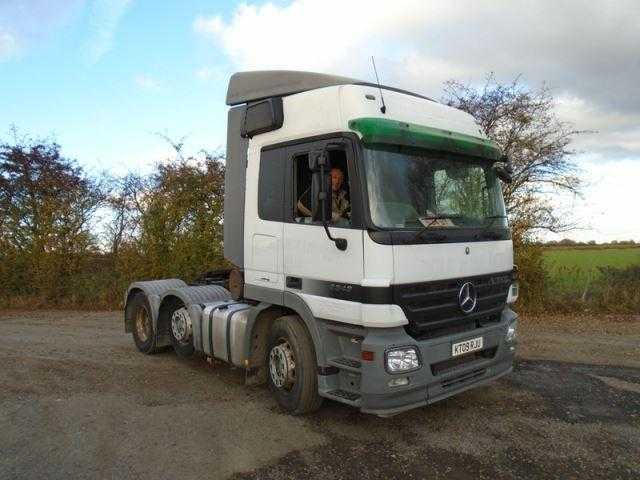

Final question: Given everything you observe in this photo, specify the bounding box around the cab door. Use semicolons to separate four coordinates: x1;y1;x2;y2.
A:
282;137;365;311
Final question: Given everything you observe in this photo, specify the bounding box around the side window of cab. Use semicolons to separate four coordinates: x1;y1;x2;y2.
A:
257;147;286;221
292;149;352;227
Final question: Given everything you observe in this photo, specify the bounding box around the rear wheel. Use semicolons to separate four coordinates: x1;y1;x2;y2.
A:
130;292;156;354
167;300;195;358
266;315;323;414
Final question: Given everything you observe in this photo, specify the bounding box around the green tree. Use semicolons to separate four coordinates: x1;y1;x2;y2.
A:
105;146;227;289
138;152;226;279
0;132;103;304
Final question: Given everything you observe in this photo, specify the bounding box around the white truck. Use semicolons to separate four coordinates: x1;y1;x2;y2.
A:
124;71;519;416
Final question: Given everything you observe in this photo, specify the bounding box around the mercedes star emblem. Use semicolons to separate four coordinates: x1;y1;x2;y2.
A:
458;282;478;314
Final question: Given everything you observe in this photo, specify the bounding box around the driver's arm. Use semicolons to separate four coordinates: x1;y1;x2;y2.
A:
297;188;311;217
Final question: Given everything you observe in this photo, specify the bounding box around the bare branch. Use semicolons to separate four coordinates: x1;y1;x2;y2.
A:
443;75;585;237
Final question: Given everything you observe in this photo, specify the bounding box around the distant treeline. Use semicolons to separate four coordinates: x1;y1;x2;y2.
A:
0;135;227;309
540;239;638;248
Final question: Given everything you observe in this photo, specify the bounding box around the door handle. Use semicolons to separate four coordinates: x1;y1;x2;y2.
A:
286;276;302;289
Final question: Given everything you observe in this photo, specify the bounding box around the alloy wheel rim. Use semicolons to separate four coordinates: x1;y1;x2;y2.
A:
171;308;192;345
269;340;296;390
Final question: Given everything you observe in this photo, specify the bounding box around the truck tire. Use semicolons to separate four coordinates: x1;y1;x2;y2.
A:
266;315;323;415
130;291;157;354
166;299;195;358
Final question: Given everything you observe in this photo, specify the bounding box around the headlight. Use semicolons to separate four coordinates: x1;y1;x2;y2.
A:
505;320;517;343
507;282;519;304
385;347;421;373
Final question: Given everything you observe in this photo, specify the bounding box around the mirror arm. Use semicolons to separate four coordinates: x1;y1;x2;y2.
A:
319;163;348;251
322;222;348;251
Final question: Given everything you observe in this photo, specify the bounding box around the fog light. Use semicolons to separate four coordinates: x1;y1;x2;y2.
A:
385;347;421;373
506;320;517;343
507;282;519;304
388;377;410;388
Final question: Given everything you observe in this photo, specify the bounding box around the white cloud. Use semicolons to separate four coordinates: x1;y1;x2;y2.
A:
85;0;133;64
195;66;224;82
194;0;640;110
134;73;161;91
0;29;18;61
193;1;432;80
193;15;224;36
554;94;640;159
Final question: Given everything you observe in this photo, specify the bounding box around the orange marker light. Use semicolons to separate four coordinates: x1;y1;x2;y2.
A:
361;350;375;361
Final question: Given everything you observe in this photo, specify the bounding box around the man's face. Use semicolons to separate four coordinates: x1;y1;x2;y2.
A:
331;168;344;192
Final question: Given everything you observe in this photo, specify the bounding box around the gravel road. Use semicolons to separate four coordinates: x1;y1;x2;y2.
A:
1;310;638;480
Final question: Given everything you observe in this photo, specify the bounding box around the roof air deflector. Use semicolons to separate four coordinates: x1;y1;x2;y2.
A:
226;70;433;106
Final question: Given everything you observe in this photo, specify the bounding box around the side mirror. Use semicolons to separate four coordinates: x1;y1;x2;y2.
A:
494;155;514;183
307;149;348;251
308;149;330;171
309;150;332;222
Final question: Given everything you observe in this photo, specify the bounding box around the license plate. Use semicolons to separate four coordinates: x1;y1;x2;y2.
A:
452;337;484;357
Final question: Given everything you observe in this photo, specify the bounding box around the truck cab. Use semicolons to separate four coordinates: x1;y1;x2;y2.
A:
124;71;518;416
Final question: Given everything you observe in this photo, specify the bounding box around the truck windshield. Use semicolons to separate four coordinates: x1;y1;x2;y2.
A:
362;145;507;231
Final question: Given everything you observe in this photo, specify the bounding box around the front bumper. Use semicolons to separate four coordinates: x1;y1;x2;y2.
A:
358;307;517;416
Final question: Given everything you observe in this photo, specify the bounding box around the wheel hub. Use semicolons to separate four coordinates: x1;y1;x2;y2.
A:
269;341;296;389
135;309;149;342
171;308;192;344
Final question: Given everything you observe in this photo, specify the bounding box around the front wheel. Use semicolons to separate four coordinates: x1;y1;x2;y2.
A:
266;315;323;415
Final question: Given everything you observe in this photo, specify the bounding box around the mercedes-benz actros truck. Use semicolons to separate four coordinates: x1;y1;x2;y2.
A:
124;70;519;417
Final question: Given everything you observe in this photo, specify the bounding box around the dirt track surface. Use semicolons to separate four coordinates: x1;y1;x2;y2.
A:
1;311;639;480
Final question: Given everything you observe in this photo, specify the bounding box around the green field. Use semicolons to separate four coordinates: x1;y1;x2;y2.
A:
543;246;640;293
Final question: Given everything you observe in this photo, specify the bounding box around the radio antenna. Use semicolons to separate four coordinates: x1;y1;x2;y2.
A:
371;56;387;114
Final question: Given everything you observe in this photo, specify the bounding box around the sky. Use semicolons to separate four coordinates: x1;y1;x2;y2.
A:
1;0;639;242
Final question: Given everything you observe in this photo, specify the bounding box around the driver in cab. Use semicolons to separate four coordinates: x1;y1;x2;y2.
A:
297;167;350;223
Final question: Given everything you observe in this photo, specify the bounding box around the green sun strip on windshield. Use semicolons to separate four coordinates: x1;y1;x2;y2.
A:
348;117;501;160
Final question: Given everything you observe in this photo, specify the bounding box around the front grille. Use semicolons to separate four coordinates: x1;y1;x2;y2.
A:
395;271;511;339
431;347;498;376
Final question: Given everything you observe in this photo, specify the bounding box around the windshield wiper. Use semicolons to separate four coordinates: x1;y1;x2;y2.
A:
413;230;449;242
413;214;461;241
